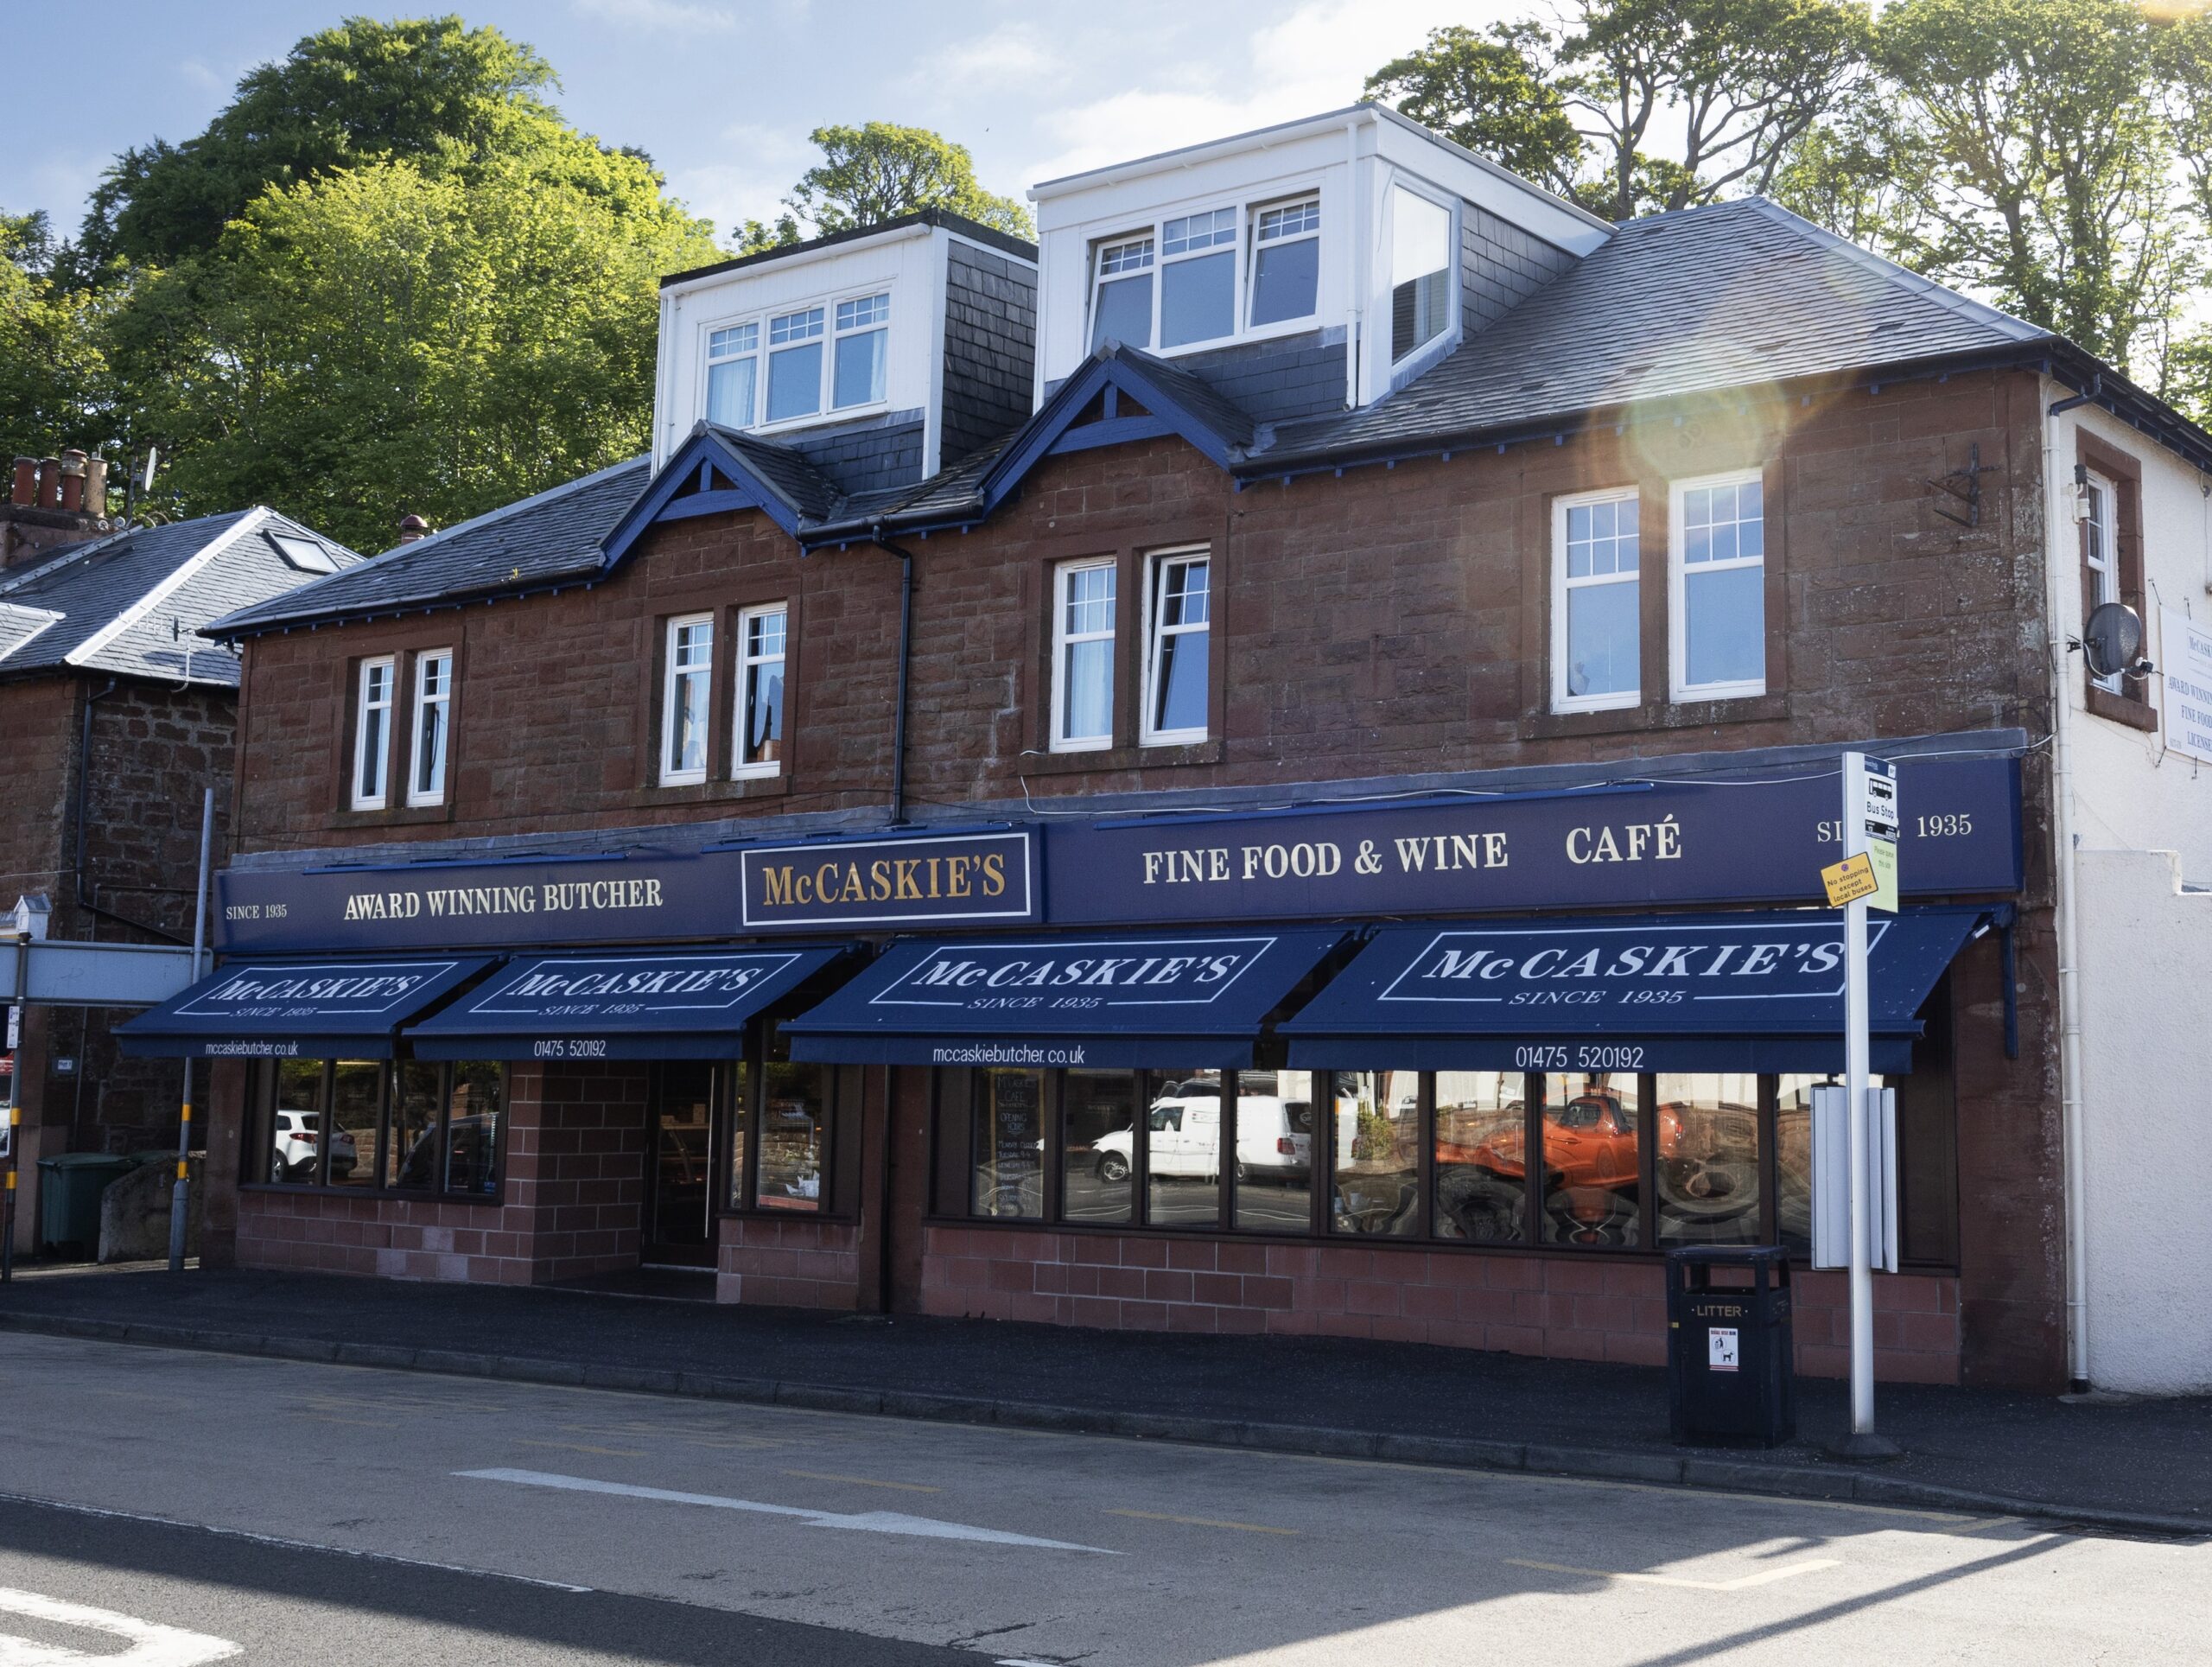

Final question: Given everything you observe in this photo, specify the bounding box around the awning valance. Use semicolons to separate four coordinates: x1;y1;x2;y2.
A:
1279;909;1988;1073
405;945;853;1061
783;928;1347;1068
116;955;498;1059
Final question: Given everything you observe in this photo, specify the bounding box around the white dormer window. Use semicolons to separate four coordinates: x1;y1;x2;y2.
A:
766;306;826;423
706;323;760;428
1249;198;1320;327
1091;237;1155;350
833;293;890;409
1160;208;1236;347
1389;187;1454;363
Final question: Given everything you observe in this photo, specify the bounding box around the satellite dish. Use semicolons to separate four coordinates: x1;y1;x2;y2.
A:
2082;601;2146;680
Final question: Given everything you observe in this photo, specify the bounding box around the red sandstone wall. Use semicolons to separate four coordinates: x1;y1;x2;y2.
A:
718;1216;861;1309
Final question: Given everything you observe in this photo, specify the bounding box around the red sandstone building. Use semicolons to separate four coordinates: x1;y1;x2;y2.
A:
143;111;2212;1395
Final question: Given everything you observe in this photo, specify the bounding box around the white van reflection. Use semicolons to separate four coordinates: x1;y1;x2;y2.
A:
1088;1077;1313;1185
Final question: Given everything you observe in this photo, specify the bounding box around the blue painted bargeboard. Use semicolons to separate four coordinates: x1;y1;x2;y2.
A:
784;928;1347;1069
405;945;849;1061
116;956;497;1059
1280;909;1986;1072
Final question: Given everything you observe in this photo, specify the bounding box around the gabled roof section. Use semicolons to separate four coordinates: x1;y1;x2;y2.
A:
0;507;360;684
598;423;842;569
207;456;650;638
1252;198;2050;472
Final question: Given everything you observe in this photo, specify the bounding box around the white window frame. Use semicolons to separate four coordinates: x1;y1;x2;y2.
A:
830;292;891;411
733;602;788;779
352;655;395;811
1050;557;1116;754
1141;546;1212;748
2082;469;2121;693
702;320;760;429
405;648;453;808
702;282;897;436
1084;181;1327;360
1246;195;1322;332
1669;468;1768;703
1550;488;1643;716
1089;234;1155;353
1157;207;1238;351
1386;182;1459;368
661;613;714;787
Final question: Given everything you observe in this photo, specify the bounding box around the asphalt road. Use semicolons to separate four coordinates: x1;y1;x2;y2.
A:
0;1333;2202;1665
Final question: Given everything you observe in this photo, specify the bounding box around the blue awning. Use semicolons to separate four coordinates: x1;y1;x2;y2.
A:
1280;909;1989;1073
783;928;1348;1068
405;945;854;1061
116;955;499;1059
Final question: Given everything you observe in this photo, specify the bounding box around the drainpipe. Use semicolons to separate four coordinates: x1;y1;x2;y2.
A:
2040;390;2092;1394
75;678;189;946
868;525;917;826
1343;114;1365;413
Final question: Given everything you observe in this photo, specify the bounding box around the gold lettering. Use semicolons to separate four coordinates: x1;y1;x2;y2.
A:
982;852;1006;897
762;867;793;907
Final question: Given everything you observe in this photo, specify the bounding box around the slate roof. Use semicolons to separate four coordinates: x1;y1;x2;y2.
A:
207;455;652;637
0;508;359;685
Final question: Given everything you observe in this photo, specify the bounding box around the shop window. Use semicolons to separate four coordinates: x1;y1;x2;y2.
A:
407;649;453;807
352;656;394;810
755;1060;829;1212
1538;1072;1643;1247
1248;198;1320;328
832;293;889;410
1773;1075;1822;1257
1654;1073;1763;1246
1553;490;1641;712
1671;472;1766;700
1233;1069;1315;1232
1065;1068;1137;1223
251;1059;505;1199
1090;235;1156;351
1389;187;1452;363
1144;1071;1223;1226
1052;559;1116;751
734;603;786;777
661;614;713;786
972;1068;1046;1218
1433;1071;1525;1243
705;321;760;428
1329;1070;1421;1237
766;306;826;423
1141;549;1211;745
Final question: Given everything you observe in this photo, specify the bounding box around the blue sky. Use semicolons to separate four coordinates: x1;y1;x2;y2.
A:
8;0;1522;248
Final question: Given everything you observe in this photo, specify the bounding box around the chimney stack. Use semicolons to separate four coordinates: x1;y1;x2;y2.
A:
83;456;106;518
10;458;34;506
3;446;114;567
34;458;60;510
397;513;431;544
57;450;86;513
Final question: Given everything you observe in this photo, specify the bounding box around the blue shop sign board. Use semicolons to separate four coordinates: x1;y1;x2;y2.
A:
731;829;1038;931
118;956;496;1059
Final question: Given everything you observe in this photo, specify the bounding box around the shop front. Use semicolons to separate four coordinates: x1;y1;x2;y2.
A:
169;746;2026;1378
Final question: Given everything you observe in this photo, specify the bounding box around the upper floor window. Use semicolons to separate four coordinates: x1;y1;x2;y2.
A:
766;307;826;423
1389;187;1453;362
833;294;890;409
1671;473;1767;700
353;656;394;810
734;604;787;776
1552;490;1640;713
662;614;713;786
1052;558;1116;751
1143;549;1211;744
1160;208;1237;348
705;322;759;428
1249;198;1320;328
407;649;453;807
1091;237;1155;352
2082;468;2120;693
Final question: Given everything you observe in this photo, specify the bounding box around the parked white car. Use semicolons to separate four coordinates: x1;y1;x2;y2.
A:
271;1110;355;1182
1091;1085;1313;1183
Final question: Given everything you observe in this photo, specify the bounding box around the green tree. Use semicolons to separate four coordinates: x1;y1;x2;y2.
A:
113;156;717;550
779;123;1032;241
0;209;111;460
73;15;572;277
1363;24;1586;197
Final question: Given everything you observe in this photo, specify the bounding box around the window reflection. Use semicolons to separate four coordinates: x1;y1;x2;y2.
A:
1234;1069;1314;1231
1145;1071;1222;1225
1433;1072;1524;1242
270;1059;324;1183
389;1062;441;1189
1656;1074;1762;1245
1063;1069;1135;1224
1774;1076;1821;1254
972;1068;1046;1218
327;1060;379;1187
1539;1073;1642;1246
443;1062;503;1196
757;1061;826;1211
1330;1071;1420;1236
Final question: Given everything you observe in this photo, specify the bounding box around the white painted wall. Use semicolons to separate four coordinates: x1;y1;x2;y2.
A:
2075;847;2212;1392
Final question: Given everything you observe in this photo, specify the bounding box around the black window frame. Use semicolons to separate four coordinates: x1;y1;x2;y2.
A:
245;1057;510;1203
722;1023;845;1219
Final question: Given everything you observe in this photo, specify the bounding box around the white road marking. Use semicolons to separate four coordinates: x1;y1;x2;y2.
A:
461;1467;1117;1553
0;1587;238;1665
1508;1556;1842;1591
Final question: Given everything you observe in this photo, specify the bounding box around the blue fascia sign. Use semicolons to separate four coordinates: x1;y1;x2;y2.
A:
735;830;1038;931
118;956;493;1059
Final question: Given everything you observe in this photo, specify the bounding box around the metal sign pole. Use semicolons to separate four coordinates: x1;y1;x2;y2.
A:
3;930;23;1283
168;788;213;1273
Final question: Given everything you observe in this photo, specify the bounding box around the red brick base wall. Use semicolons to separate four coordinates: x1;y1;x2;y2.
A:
235;1189;541;1282
719;1216;861;1309
920;1226;1961;1384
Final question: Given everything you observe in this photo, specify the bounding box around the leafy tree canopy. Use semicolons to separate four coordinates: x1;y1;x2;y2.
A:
1364;24;1585;198
739;122;1033;255
0;208;109;461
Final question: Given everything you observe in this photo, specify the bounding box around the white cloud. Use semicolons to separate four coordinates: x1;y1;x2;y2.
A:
569;0;738;35
665;121;817;240
911;25;1065;90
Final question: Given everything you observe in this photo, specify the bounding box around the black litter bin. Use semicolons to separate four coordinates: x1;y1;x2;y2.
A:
1666;1244;1795;1447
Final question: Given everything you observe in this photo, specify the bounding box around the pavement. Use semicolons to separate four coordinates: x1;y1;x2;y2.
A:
0;1263;2206;1537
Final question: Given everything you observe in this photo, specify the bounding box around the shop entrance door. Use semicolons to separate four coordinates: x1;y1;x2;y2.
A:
644;1063;718;1267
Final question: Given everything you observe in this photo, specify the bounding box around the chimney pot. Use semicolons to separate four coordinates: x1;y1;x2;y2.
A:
83;457;107;518
10;458;35;507
35;458;61;511
57;449;86;512
397;512;431;544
